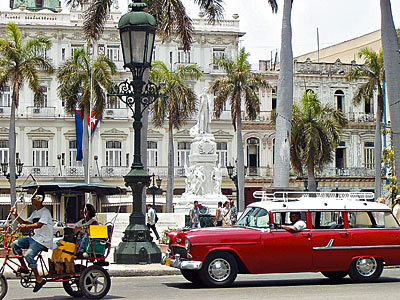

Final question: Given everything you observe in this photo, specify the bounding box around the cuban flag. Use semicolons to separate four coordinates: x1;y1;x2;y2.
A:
74;110;83;161
89;111;100;136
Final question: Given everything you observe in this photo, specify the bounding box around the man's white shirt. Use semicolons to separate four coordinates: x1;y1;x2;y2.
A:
27;207;54;249
293;219;307;231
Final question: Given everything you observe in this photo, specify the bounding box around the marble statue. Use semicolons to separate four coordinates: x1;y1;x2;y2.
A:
212;165;222;195
190;88;213;136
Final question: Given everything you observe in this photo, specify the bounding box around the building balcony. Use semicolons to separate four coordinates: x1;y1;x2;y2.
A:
103;108;130;119
318;167;375;177
242;110;274;122
0;106;11;117
346;112;375;123
26;106;56;118
24;166;57;177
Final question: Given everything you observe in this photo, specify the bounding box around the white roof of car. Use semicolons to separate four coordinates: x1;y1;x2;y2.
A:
250;191;391;212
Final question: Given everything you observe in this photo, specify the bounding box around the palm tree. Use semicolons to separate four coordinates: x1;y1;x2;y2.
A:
263;0;294;188
57;47;116;183
0;22;54;206
150;61;203;213
67;0;224;50
345;48;385;198
291;91;347;191
380;0;400;182
210;48;268;211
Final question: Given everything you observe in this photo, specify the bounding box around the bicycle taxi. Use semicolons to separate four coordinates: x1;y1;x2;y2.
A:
0;182;124;299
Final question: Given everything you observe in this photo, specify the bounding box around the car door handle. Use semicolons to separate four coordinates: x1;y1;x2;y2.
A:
301;232;311;237
339;232;348;237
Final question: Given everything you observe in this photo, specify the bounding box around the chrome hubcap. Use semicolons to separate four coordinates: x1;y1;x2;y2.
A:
356;257;377;276
208;258;231;282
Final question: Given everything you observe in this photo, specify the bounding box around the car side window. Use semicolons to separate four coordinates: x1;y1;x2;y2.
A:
348;211;374;228
373;211;399;228
312;211;344;229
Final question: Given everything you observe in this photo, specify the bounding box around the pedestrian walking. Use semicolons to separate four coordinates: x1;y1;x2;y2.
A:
214;201;223;226
189;201;201;228
230;199;238;225
222;201;231;226
146;204;160;241
392;195;400;222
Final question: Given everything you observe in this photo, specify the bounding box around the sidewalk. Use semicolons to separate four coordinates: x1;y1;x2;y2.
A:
2;245;180;279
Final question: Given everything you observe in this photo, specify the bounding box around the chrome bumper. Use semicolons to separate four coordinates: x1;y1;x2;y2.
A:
161;251;202;270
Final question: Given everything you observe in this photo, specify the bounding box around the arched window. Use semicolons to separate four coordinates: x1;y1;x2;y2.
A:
334;90;345;112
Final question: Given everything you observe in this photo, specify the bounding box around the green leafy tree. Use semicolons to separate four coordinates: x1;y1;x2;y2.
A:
57;47;116;183
210;48;268;211
345;48;385;198
291;91;348;191
0;23;54;206
66;0;224;50
150;61;203;213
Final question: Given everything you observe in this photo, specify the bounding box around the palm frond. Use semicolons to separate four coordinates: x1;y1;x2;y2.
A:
83;0;113;41
193;0;224;23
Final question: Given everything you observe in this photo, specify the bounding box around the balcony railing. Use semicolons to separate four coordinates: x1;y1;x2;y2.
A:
23;166;57;177
26;106;56;118
103;108;130;119
0;106;11;117
318;167;375;177
346;112;375;123
243;110;274;122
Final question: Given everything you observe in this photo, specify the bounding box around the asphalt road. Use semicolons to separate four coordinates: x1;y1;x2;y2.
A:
4;269;400;300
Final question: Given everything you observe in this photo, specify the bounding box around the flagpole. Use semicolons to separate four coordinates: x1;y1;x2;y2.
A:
87;39;95;204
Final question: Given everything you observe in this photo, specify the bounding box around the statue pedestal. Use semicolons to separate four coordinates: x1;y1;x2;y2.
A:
176;133;228;214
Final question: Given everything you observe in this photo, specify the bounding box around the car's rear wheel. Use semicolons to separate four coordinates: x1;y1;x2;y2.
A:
348;257;383;283
181;270;202;285
199;252;238;288
321;271;348;280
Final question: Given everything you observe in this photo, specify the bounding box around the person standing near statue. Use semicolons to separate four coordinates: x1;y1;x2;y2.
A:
189;201;201;228
230;199;238;225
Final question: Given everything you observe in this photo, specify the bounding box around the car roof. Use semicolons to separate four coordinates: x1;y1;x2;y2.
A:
20;182;126;195
249;192;391;212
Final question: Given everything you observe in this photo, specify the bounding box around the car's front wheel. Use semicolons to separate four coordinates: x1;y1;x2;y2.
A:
348;257;383;283
199;252;238;288
321;271;348;280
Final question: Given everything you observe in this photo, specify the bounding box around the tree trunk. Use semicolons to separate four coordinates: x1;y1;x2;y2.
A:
374;97;383;199
9;83;18;207
166;126;174;213
273;0;293;188
83;112;89;184
307;161;316;192
380;0;400;180
236;106;245;212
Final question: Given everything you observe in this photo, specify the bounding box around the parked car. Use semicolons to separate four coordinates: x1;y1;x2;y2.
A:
53;220;66;237
163;192;400;287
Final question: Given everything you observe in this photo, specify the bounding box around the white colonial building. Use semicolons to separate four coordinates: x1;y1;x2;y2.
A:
0;1;382;222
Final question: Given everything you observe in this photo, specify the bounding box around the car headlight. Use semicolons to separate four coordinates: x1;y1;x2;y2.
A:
185;238;191;251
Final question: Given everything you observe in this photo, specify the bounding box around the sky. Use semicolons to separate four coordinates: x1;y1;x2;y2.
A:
1;0;400;66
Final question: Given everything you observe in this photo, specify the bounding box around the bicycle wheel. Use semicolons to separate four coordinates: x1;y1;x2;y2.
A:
79;265;111;299
0;275;8;300
63;264;86;297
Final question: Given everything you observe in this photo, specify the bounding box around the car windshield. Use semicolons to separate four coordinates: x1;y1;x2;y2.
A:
236;207;270;229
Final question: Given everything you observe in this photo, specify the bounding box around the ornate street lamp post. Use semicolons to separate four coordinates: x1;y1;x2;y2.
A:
148;173;162;208
108;0;164;264
227;162;246;204
1;159;23;181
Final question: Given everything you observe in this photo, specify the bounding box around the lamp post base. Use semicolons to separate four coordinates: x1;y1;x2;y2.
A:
114;222;161;264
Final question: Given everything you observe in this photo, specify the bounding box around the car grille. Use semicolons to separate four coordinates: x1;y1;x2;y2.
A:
171;245;187;259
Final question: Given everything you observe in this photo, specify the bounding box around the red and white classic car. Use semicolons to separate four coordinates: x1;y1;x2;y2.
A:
162;192;400;287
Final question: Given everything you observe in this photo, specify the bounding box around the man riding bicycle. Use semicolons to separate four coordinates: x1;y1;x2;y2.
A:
10;191;53;293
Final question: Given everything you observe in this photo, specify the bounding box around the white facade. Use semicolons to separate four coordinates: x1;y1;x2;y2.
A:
0;5;379;220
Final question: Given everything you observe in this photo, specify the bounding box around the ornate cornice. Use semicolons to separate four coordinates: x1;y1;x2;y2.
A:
27;127;54;138
100;128;128;139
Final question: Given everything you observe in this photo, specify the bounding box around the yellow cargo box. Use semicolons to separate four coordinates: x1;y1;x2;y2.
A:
51;240;77;262
89;225;108;239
